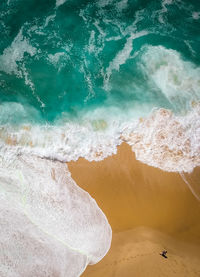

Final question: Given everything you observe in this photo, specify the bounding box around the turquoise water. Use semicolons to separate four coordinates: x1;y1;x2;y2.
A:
1;0;200;124
0;0;200;170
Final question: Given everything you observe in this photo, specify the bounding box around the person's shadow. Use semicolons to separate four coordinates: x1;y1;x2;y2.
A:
160;250;168;259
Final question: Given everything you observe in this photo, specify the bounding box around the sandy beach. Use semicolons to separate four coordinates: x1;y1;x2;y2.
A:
68;143;200;276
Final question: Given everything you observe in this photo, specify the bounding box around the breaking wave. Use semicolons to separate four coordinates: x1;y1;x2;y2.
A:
1;45;200;172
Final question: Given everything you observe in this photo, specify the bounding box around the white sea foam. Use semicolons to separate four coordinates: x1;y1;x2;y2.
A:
81;57;95;101
122;105;200;172
0;29;45;107
88;30;96;54
0;193;88;277
115;0;128;12
0;154;111;276
0;29;36;77
104;31;148;90
21;63;46;108
158;0;173;24
44;13;56;28
56;0;68;8
192;11;200;20
0;102;41;125
48;52;69;72
96;0;114;8
141;46;200;112
48;52;65;64
0;107;123;162
184;40;196;57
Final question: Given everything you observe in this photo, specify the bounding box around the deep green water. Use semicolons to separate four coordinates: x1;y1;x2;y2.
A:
0;0;200;124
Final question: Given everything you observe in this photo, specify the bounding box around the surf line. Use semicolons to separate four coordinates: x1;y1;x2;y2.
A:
17;169;91;265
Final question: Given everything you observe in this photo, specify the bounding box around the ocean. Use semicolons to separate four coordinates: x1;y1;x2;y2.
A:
0;0;200;275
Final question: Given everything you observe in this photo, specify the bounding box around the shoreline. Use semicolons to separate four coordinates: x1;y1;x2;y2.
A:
68;143;200;276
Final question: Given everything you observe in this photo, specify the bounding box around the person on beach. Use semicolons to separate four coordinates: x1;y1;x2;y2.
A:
160;250;168;258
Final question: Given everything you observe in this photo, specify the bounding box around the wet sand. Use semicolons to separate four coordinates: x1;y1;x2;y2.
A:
68;143;200;277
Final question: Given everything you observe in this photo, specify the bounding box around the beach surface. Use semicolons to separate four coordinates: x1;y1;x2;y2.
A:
68;143;200;276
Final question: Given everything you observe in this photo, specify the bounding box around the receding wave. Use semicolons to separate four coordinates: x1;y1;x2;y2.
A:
0;153;111;276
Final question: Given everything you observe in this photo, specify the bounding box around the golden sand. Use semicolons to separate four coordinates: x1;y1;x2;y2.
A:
68;143;200;277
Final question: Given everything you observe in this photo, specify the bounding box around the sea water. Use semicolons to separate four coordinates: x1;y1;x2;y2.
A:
0;0;200;275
